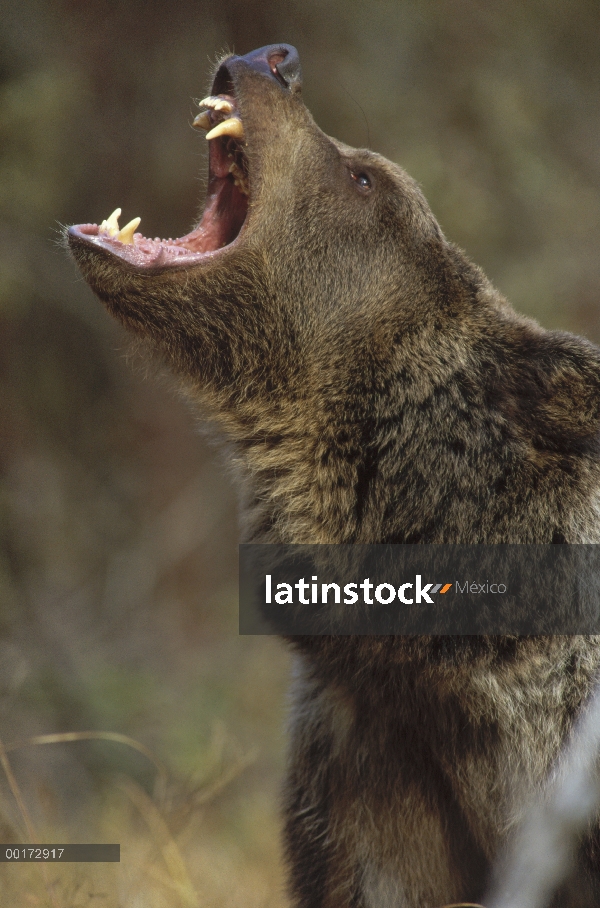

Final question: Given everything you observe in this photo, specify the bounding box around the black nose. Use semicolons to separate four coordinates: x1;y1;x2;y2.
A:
216;44;302;94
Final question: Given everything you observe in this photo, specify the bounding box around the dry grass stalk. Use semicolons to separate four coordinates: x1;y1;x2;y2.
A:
4;731;169;798
0;735;61;908
119;776;199;908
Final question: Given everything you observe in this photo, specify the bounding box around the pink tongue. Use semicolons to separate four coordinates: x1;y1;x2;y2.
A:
177;184;233;253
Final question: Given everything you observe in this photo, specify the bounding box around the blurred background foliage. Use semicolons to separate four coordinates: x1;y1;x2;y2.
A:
0;0;599;904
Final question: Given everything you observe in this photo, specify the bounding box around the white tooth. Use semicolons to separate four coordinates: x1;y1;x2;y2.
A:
100;207;121;237
197;97;234;118
117;217;141;245
205;117;244;141
192;111;211;130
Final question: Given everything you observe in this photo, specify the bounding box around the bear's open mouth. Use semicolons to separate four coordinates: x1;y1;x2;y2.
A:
70;89;249;269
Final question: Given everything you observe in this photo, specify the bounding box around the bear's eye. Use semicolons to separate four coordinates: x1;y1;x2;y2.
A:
350;171;372;191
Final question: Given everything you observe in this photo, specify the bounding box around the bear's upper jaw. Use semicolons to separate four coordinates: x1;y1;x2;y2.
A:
68;87;250;270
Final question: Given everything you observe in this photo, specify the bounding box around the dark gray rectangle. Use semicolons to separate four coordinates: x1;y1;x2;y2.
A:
239;544;600;635
0;845;120;862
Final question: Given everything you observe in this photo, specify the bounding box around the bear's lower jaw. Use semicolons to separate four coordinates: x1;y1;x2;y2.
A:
68;95;249;270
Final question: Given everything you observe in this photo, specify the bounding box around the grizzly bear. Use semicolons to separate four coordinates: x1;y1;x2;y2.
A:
68;44;600;907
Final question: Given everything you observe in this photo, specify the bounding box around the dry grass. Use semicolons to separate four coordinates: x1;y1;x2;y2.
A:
0;727;287;908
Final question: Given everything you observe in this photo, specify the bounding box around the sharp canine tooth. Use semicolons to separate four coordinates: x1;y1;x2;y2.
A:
193;111;211;130
100;207;121;236
117;217;141;245
205;117;244;141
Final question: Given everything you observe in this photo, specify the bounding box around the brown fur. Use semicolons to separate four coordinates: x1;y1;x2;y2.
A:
68;47;600;906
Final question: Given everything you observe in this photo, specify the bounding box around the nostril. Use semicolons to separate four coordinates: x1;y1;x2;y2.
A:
268;51;287;73
271;45;302;93
235;44;302;94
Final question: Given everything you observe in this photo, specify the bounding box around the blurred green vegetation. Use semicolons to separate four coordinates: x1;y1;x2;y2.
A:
0;0;599;904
